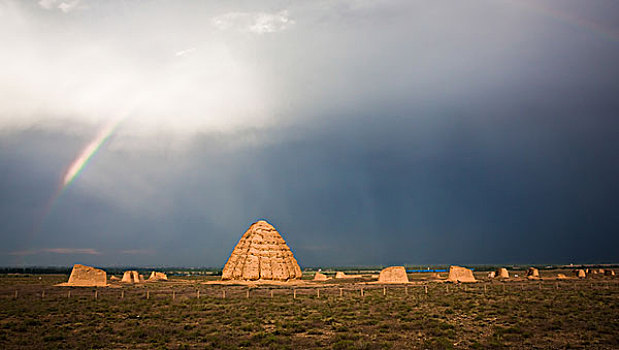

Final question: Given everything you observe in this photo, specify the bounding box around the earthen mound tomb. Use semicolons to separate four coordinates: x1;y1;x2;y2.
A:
148;271;168;281
496;268;509;279
526;267;540;279
122;270;144;283
447;266;476;283
335;271;363;279
222;220;302;281
313;272;330;281
63;264;107;287
429;272;444;279
378;266;409;283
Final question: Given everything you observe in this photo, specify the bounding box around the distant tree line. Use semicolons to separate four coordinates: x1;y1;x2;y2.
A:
0;267;72;275
0;267;223;276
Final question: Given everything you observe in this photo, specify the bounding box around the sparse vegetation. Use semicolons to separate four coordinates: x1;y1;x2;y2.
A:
0;274;617;349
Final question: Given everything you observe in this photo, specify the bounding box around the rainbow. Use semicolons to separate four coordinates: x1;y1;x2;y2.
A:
15;118;123;264
62;118;122;188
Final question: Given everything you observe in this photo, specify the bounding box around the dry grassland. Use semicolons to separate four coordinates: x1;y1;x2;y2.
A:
0;272;617;349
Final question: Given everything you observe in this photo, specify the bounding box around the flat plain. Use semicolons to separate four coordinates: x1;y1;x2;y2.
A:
0;271;617;349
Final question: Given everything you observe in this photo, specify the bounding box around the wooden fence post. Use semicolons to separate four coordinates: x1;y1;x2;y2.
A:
405;286;408;295
361;288;364;297
67;290;71;299
317;289;320;298
446;285;449;293
146;290;149;300
197;290;200;299
383;287;386;296
339;288;343;297
41;290;45;299
222;289;226;299
14;290;18;299
270;290;273;298
425;285;428;295
121;290;124;300
172;291;175;301
293;289;297;299
94;290;98;300
246;288;250;299
484;284;487;293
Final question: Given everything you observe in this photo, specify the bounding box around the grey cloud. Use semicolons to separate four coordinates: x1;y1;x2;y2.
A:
5;0;610;138
119;250;156;256
10;248;101;256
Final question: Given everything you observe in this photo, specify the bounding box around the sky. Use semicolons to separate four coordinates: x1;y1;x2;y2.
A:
1;0;618;267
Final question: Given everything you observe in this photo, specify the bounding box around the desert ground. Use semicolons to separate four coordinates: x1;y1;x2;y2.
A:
0;270;617;349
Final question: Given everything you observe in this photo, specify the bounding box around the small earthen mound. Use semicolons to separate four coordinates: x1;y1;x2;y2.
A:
148;271;168;281
447;266;476;283
557;273;568;279
313;272;330;281
526;267;540;279
605;269;615;276
109;275;120;281
496;268;509;279
429;272;444;280
335;271;363;279
122;271;143;283
574;269;586;278
64;264;107;287
222;220;302;281
378;266;409;283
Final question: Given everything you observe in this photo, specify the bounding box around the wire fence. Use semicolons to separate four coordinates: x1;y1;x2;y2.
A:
1;280;617;302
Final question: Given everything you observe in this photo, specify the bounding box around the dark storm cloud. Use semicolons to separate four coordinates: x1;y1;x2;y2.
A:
2;90;618;266
1;0;619;266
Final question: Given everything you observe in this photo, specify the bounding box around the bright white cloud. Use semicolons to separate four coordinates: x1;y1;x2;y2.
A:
0;0;562;147
38;0;83;13
175;47;196;57
0;3;274;136
212;10;293;34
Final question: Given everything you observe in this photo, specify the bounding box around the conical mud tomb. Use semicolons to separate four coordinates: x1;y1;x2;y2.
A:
222;220;302;281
